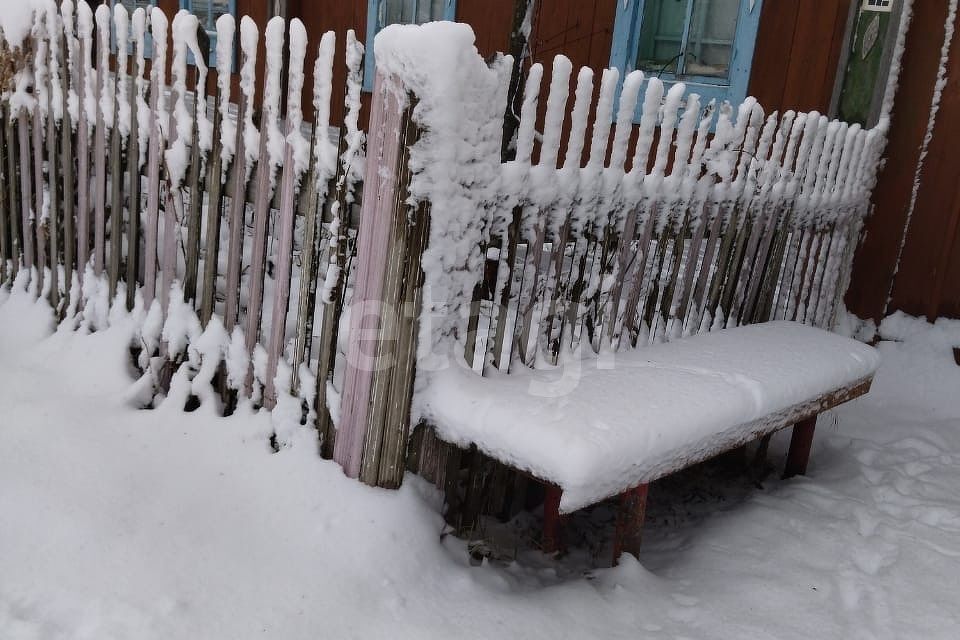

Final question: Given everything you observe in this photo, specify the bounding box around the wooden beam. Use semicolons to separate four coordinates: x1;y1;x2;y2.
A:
612;483;649;564
784;416;818;479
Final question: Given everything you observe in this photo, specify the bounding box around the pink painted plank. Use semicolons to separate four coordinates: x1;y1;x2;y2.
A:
333;70;403;478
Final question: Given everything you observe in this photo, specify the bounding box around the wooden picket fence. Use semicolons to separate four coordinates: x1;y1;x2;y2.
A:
0;7;884;502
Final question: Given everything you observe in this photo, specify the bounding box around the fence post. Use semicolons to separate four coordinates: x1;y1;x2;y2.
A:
332;68;426;488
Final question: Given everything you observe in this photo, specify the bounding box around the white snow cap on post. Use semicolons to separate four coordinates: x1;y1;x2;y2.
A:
373;23;508;367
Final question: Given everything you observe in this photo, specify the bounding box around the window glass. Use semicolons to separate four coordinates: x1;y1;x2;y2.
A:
380;0;447;27
118;0;154;12
636;0;740;81
636;0;687;74
685;0;739;78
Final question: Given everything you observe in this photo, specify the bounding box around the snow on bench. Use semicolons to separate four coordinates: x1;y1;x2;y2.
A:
421;321;880;515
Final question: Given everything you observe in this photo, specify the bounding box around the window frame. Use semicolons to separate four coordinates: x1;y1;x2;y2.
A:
363;0;457;91
610;0;764;111
180;0;237;68
112;0;157;58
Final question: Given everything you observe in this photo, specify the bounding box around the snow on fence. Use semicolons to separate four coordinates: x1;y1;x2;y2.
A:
0;9;886;492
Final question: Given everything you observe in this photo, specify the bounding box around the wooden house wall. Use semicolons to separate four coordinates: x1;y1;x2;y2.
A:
846;1;960;322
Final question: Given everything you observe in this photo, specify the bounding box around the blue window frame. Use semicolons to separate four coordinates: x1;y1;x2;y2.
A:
364;0;457;90
610;0;763;113
180;0;236;68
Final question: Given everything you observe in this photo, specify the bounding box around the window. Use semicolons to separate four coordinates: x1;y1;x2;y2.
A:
180;0;236;68
862;0;893;12
611;0;763;110
364;0;457;90
113;0;156;57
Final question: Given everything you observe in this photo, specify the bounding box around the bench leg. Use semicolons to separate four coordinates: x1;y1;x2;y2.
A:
542;484;564;554
784;416;817;479
613;483;649;565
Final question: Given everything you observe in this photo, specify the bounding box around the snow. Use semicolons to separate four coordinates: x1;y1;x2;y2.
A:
4;282;960;637
373;23;507;363
215;14;236;165
238;16;260;171
0;1;33;48
422;322;879;513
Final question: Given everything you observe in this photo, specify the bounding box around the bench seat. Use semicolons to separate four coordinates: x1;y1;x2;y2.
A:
420;321;880;514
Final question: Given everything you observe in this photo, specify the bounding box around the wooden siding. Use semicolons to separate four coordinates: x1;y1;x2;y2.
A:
846;0;960;321
749;0;853;114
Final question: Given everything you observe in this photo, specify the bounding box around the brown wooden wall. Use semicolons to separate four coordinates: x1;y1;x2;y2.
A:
847;1;960;322
749;0;853;114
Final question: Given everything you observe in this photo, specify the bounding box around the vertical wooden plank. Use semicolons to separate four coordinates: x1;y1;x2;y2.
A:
783;416;817;478
199;14;236;326
61;0;78;293
612;483;649;564
125;7;149;311
108;5;129;302
4;111;21;274
17;110;35;275
314;30;364;454
244;16;286;394
223;16;259;334
92;4;111;277
264;18;309;409
142;8;168;308
541;484;564;554
45;3;65;309
76;2;93;279
332;68;405;480
289;30;336;393
0;106;9;282
32;103;47;295
183;24;211;305
32;15;49;296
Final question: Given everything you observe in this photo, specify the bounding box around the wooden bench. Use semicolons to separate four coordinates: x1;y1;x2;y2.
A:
420;321;879;562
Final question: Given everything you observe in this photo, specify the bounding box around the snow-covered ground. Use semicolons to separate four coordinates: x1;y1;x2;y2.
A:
3;283;960;639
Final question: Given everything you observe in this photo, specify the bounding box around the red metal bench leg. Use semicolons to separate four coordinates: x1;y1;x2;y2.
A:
784;416;817;478
613;483;649;565
542;484;564;554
